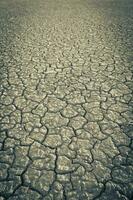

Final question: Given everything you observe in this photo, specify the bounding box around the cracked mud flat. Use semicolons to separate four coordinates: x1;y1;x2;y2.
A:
0;0;133;199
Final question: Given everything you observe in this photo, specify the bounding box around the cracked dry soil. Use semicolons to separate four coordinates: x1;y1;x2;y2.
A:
0;0;133;199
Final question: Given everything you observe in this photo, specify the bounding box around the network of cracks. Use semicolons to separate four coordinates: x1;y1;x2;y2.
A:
0;0;133;199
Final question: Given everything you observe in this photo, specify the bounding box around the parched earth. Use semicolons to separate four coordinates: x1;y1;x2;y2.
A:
0;0;133;199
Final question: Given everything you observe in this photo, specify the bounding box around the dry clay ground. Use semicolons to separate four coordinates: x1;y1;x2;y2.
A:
0;0;133;199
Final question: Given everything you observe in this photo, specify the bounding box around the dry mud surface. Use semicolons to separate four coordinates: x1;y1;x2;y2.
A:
0;0;133;199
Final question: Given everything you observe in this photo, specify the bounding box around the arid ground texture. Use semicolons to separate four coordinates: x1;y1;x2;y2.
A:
0;0;133;199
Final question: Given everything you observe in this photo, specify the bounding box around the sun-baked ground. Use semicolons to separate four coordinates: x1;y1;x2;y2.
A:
0;0;133;199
